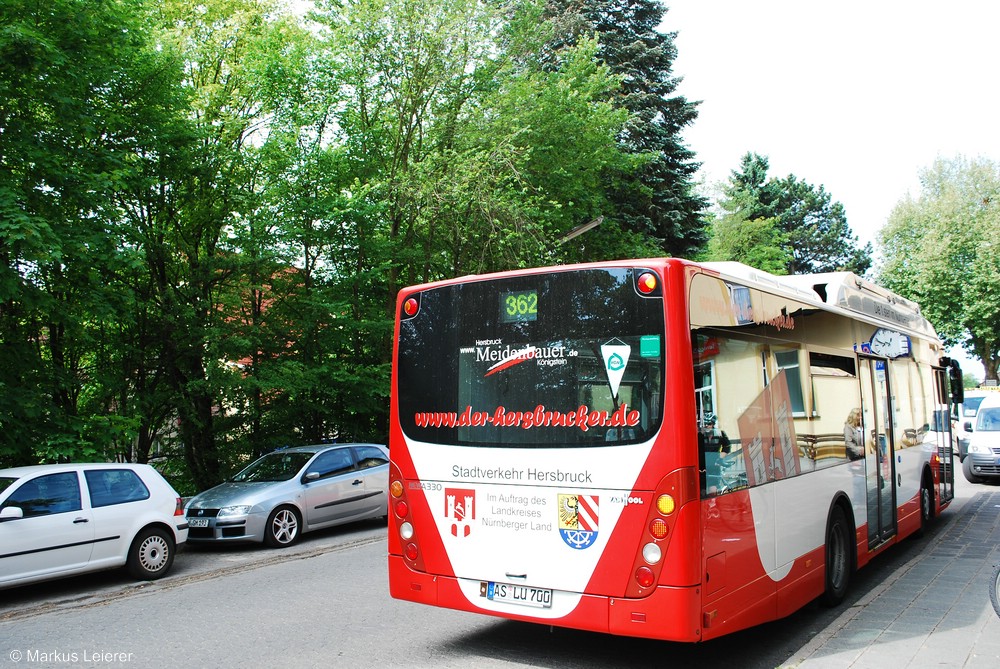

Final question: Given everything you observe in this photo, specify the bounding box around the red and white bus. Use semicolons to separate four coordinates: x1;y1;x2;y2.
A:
387;258;958;641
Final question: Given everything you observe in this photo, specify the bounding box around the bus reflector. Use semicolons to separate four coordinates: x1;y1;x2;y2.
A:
656;494;676;515
403;297;419;317
635;566;655;588
404;543;419;561
649;518;668;540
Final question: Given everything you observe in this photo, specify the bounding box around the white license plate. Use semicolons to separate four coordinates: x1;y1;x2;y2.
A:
188;518;210;528
481;581;553;608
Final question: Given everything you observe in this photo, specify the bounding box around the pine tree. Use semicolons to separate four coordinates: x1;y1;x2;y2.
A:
719;152;872;276
544;0;708;257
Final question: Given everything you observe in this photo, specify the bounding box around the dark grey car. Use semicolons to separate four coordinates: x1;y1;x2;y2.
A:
184;444;388;547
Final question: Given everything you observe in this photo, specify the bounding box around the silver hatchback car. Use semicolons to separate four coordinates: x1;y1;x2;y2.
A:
185;444;389;547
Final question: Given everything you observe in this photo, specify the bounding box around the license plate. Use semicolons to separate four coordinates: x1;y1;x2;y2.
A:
481;581;553;608
188;518;210;528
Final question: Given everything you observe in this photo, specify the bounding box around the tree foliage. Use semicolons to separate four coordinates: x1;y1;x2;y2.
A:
1;0;708;490
541;0;707;260
704;212;791;275
877;155;1000;381
710;152;872;276
0;0;182;465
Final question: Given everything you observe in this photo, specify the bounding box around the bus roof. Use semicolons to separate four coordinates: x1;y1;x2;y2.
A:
402;258;938;341
699;261;936;339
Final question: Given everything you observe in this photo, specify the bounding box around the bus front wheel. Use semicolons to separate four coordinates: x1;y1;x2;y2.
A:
821;505;852;607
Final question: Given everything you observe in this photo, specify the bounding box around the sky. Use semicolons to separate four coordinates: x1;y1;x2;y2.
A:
664;0;1000;248
662;1;1000;379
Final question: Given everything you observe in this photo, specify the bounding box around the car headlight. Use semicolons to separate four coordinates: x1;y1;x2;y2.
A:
217;505;252;518
968;442;991;455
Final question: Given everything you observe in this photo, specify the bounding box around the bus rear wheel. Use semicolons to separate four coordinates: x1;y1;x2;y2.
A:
916;473;935;537
821;505;852;607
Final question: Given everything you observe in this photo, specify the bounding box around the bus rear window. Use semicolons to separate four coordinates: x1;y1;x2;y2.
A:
396;268;665;448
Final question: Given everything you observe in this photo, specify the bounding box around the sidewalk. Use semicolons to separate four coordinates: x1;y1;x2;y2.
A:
786;490;1000;668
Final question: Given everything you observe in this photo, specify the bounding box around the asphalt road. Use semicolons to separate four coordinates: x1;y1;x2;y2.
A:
0;475;987;669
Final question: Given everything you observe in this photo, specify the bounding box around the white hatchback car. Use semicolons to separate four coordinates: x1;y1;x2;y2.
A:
0;463;189;589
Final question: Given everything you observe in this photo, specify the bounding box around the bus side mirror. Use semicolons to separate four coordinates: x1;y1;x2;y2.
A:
950;359;964;405
940;357;964;406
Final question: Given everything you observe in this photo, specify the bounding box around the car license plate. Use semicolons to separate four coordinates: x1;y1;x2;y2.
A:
188;518;210;528
481;581;552;608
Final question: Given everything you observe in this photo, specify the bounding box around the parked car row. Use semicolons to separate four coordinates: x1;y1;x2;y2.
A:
0;443;389;591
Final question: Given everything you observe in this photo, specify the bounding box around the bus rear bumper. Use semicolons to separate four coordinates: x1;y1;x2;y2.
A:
388;554;441;607
389;555;703;642
608;585;703;641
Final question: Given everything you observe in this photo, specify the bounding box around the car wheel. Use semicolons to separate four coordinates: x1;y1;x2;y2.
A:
264;506;301;547
963;456;985;484
821;505;852;607
990;561;1000;619
127;527;175;580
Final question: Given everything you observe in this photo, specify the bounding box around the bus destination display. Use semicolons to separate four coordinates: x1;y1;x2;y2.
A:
500;289;538;323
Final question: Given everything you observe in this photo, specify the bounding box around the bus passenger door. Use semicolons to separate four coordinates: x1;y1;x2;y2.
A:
933;366;955;504
859;355;897;547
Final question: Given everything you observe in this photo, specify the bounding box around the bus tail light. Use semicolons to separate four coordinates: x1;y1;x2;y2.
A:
634;270;661;296
656;494;676;515
642;543;662;564
402;295;420;318
649;517;668;540
389;463;426;571
627;468;698;597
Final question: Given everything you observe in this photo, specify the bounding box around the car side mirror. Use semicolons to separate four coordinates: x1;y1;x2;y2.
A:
303;472;320;482
0;506;24;522
965;421;974;433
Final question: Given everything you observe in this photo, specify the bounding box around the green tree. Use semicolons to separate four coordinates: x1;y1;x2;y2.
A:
703;211;791;274
111;0;306;488
542;0;708;258
878;155;1000;382
771;176;870;275
312;0;640;282
716;152;871;275
0;0;182;465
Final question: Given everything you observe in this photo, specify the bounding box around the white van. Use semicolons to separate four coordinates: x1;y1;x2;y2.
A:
956;389;994;460
962;392;1000;483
